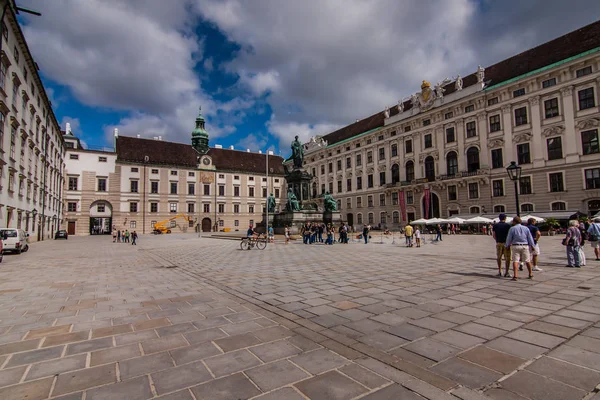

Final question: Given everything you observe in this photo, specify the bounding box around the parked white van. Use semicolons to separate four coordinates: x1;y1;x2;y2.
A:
0;229;29;254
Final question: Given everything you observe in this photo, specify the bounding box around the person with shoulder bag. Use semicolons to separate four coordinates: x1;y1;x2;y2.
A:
564;220;582;267
587;217;600;261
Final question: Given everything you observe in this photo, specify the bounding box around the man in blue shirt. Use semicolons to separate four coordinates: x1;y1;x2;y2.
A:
506;216;535;280
247;225;256;238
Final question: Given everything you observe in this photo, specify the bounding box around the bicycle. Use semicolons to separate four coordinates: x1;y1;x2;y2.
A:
240;233;267;250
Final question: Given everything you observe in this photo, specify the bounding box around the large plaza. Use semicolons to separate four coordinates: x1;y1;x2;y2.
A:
1;234;600;399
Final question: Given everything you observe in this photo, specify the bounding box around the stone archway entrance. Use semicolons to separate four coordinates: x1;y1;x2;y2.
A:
421;192;441;219
201;217;212;232
90;200;112;235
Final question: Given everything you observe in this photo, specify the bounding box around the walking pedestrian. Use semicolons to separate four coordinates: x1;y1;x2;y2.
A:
405;224;413;247
124;230;130;243
326;223;334;245
492;214;511;277
117;230;121;243
435;224;442;241
587;217;600;261
415;227;421;247
131;231;138;245
302;223;310;244
564;220;582;267
268;226;274;243
362;224;370;244
284;225;290;245
526;218;543;272
112;229;117;243
318;224;324;243
505;216;535;280
579;221;588;266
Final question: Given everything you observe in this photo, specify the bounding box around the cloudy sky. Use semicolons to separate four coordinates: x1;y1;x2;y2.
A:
18;0;599;155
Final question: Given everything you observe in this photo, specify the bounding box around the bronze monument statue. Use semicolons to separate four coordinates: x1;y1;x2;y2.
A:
323;192;337;212
267;193;276;213
291;135;304;169
286;188;300;212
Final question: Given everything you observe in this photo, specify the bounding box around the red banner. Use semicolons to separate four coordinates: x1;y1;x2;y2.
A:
424;188;431;219
398;191;406;222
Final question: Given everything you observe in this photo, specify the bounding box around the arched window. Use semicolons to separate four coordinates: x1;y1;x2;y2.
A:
337;200;341;210
521;203;534;212
380;212;386;224
393;211;399;224
406;161;415;182
357;213;363;224
494;205;506;213
391;164;400;184
589;200;600;215
470;206;480;214
466;147;480;172
551;202;566;211
368;212;374;224
424;156;435;180
446;151;458;176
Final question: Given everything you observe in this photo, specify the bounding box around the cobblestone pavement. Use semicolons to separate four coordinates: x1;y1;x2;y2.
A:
1;233;600;399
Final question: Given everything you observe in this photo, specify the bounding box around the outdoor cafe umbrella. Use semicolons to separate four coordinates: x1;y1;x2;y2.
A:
446;217;466;224
521;214;546;223
411;218;429;225
465;216;493;234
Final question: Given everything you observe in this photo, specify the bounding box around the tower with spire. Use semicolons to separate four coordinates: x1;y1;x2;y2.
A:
191;106;209;154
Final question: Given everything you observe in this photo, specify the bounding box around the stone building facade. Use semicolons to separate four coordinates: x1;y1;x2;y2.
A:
64;110;285;236
0;0;65;240
303;20;600;229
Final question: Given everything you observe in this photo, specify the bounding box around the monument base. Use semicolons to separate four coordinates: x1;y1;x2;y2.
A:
269;210;343;234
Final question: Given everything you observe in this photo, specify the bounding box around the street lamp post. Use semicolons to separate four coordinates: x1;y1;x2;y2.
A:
506;161;522;217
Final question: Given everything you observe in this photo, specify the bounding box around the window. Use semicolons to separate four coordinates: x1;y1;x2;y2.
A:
446;127;455;143
406;191;414;204
234;204;240;213
202;184;209;196
468;183;479;199
424;134;432;149
423;119;431;126
218;174;225;179
248;186;255;197
470;206;480;214
218;204;225;213
448;185;457;201
424;157;435;180
249;204;255;213
585;168;600;189
488;97;499;106
150;203;158;213
579;88;596;110
218;185;225;196
150;181;159;194
391;164;400;184
379;171;386;186
188;172;195;177
262;187;267;197
520;176;532;195
320;165;325;174
234;220;239;227
552;202;566;211
542;78;556;88
13;46;19;64
517;143;531;164
378;147;385;160
169;202;177;213
445;112;453;119
491;148;503;169
466;121;477;138
544;98;559;118
97;178;107;192
393;211;399;223
131;167;139;173
405;139;413;154
151;169;159;174
203;204;210;213
367;174;373;188
446;152;458;176
547;137;563;160
392;192;398;205
67;202;77;212
171;170;178;176
328;163;333;173
234;186;240;197
464;105;475;113
380;212;386;224
329;182;333;193
130;180;138;193
379;193;385;206
69;154;79;160
576;66;592;78
356;176;362;190
346;178;352;192
466;147;480;172
378;135;384;141
337;180;342;193
521;204;534;212
356;154;362;166
492;180;504;197
368;195;373;207
68;177;78;191
275;188;280;198
407;212;415;222
406;161;414;182
582;129;599;155
188;183;195;195
549;172;564;192
391;144;398;157
367;151;373;163
184;203;193;213
513;88;525;97
130;202;138;212
494;205;506;213
357;197;362;208
489;115;501;132
337;160;342;171
404;125;411;132
0;61;6;90
96;203;106;213
170;182;177;194
514;107;528;126
346;157;351;168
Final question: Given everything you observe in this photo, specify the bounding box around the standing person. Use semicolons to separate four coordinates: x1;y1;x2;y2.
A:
318;224;324;243
435;224;442;241
526;218;543;272
268;226;274;243
405;224;413;247
124;230;130;243
587;217;600;261
326;224;334;245
131;231;138;245
415;226;421;247
505;216;535;280
112;228;117;243
493;214;512;277
363;224;370;244
302;223;310;244
343;224;349;244
579;221;587;266
284;225;290;245
564;220;582;267
117;230;121;243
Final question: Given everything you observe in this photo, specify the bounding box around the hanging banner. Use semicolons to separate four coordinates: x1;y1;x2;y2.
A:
424;188;431;219
398;190;406;222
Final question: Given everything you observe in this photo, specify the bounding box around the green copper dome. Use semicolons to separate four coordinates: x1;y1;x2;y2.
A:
192;106;210;154
192;106;209;137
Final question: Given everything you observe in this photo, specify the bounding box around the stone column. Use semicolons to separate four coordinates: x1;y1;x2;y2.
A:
413;131;422;179
434;127;444;176
455;118;465;171
528;96;544;168
561;86;580;163
502;105;513;164
477;112;490;168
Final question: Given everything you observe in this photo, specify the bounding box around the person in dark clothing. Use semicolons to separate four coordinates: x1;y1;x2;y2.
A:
362;225;370;244
131;231;138;245
492;214;511;277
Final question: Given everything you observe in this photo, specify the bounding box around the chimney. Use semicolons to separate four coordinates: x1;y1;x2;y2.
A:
258;150;262;154
268;150;274;155
153;136;158;140
65;122;71;135
136;134;140;138
247;149;250;152
113;128;119;137
229;145;234;150
158;136;162;141
215;144;223;149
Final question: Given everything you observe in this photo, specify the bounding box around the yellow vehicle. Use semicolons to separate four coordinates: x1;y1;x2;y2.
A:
153;214;192;234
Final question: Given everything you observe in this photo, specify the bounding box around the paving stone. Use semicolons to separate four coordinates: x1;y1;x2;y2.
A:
224;311;258;323
566;335;600;354
6;345;64;367
26;354;87;381
555;309;600;322
191;372;261;400
500;370;585;400
550;344;600;370
41;331;89;347
155;322;197;337
247;359;310;391
53;363;117;396
191;316;230;330
141;334;188;354
527;356;600;391
581;327;600;339
86;375;153;400
334;309;374;321
66;337;113;355
90;343;141;366
370;313;406;326
384;323;435;341
339;363;389;388
170;342;221;365
493;311;537;323
0;366;27;387
0;338;41;356
151;360;212;395
253;387;305;400
432;357;502;389
409;317;457;332
204;349;262;377
475;315;523;331
295;370;368;400
432;311;476;325
287;335;321;351
26;324;72;340
459;345;526;374
344;319;387;334
183;327;227;345
505;328;565;348
119;352;175;380
310;313;351;328
454;323;506;340
291;348;348;374
389;346;437;368
213;332;260;352
403;338;461;362
132;317;171;331
431;330;486;349
253;326;293;342
402;378;456;400
360;384;424;399
525;321;579;339
358;331;408;351
249;340;301;362
302;298;332;307
486;337;547;359
485;388;529;399
451;386;494;400
392;307;431;320
541;315;591;329
114;330;158;346
360;304;395;314
0;376;53;400
453;306;494;318
91;324;133;339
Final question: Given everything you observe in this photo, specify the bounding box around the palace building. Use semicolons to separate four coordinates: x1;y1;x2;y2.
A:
303;20;600;228
63;109;285;236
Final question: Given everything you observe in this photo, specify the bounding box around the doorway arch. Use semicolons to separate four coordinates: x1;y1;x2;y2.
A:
421;192;441;219
89;200;112;235
201;217;212;232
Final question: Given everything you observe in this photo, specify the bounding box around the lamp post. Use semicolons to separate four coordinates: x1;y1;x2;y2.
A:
506;161;522;217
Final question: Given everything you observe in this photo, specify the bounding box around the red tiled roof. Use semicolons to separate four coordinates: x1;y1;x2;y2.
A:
208;148;285;175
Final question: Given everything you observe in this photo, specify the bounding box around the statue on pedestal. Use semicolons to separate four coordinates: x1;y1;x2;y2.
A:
291;135;304;169
286;188;300;211
323;192;337;212
267;193;276;213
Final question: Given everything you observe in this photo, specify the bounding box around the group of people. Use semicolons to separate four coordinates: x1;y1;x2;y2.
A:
299;222;351;245
563;217;600;267
112;228;138;245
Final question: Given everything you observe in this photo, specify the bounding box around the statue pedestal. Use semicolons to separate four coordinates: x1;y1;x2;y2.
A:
271;210;343;235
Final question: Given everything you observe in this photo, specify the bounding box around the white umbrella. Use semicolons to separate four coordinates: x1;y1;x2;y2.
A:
426;218;447;225
466;216;493;224
411;218;428;225
446;217;466;224
492;216;513;223
521;214;545;223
